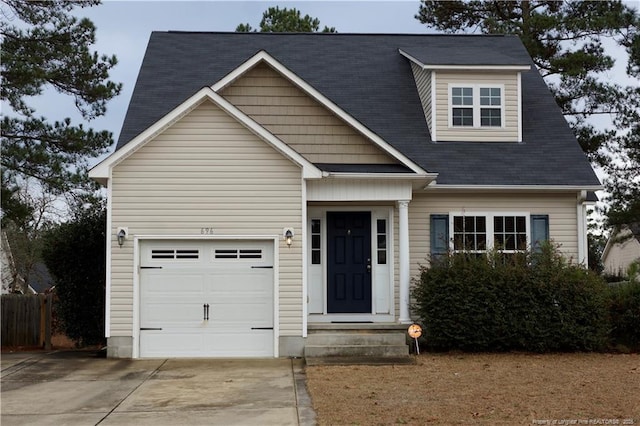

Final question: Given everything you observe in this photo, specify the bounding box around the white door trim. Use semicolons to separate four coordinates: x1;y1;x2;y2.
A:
132;235;279;359
307;206;395;323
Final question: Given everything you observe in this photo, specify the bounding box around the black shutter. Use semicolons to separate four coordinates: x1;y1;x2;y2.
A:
430;214;449;260
530;214;549;252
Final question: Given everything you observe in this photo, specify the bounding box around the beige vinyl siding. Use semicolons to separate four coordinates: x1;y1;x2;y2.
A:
220;62;397;164
410;63;432;134
408;192;579;280
109;100;303;337
435;71;519;142
603;232;640;276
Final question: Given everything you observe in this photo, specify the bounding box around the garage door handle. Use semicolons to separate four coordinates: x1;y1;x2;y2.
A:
251;265;273;269
140;327;162;331
204;303;209;321
251;327;273;330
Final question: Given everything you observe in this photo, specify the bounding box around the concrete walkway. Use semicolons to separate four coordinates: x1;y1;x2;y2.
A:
1;351;316;426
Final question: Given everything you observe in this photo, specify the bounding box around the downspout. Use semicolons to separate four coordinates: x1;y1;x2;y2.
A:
577;191;588;266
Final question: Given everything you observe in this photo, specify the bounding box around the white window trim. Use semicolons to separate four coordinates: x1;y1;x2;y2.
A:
448;84;506;129
449;211;530;253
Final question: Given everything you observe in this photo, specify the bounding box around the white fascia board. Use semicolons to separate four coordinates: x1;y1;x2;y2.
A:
424;184;604;192
398;49;531;71
601;233;615;262
212;50;428;176
88;86;322;181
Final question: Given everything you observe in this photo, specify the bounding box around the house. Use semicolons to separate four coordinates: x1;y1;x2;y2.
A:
1;232;53;295
89;32;601;359
1;231;27;294
602;223;640;278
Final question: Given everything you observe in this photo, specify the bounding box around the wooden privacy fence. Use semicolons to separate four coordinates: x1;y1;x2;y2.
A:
1;293;52;349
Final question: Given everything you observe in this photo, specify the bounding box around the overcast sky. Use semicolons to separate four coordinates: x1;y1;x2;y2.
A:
15;0;637;168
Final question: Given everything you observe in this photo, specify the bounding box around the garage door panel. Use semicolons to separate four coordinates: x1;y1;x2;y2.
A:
211;302;273;325
142;303;205;326
139;240;274;358
143;272;205;294
140;331;205;358
202;330;273;357
209;270;271;286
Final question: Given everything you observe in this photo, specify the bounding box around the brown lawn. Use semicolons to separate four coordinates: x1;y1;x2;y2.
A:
305;353;640;425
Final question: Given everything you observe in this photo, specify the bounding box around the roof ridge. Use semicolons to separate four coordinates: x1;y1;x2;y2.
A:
159;31;514;38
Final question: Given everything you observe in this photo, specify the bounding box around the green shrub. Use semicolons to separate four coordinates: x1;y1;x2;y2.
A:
42;201;106;346
607;280;640;352
412;244;610;352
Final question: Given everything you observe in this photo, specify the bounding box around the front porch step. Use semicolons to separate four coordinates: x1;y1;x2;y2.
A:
307;332;407;346
304;324;411;363
305;356;416;366
305;344;409;358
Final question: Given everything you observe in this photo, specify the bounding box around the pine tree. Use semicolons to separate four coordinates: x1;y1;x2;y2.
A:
1;0;121;224
236;6;336;33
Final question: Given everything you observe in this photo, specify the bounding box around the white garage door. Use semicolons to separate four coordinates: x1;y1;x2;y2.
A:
139;240;274;358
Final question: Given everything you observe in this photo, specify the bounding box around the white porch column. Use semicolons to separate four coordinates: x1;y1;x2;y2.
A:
398;200;411;324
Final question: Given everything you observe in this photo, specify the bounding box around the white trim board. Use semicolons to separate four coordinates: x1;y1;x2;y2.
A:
307;179;413;202
399;49;531;71
424;184;603;192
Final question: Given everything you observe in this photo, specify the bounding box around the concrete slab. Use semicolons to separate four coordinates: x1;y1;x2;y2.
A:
1;379;142;414
1;413;108;426
3;355;165;382
116;359;295;412
101;407;299;426
0;351;316;426
0;352;46;377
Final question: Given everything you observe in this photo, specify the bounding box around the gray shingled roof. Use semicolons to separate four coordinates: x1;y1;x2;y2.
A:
399;36;532;66
116;32;600;187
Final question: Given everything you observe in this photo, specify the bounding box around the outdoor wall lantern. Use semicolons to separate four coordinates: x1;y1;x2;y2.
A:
283;228;294;247
117;227;128;247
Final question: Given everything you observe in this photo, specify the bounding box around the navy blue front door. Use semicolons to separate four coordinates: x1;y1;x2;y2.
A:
327;212;372;313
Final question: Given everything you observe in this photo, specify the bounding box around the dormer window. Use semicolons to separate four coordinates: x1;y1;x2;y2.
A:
449;85;504;128
451;87;473;126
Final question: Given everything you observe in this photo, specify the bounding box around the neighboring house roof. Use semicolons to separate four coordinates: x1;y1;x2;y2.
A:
114;32;600;187
1;232;53;294
27;262;53;294
586;191;599;202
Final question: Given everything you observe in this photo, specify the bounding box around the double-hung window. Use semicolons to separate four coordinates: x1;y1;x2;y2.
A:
451;87;474;126
450;85;504;128
450;212;529;254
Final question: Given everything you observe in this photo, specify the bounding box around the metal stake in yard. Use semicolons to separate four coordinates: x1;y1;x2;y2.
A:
407;324;422;355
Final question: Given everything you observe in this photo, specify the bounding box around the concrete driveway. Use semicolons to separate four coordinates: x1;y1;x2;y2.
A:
1;350;315;426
